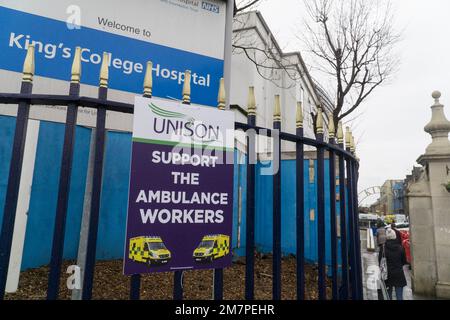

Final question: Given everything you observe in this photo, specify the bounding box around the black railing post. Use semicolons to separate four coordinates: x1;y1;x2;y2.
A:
81;53;109;300
328;119;338;300
129;275;141;300
350;138;363;300
213;78;227;301
245;87;256;300
272;96;282;300
337;123;349;300
316;108;326;300
47;47;82;300
130;61;155;301
173;70;193;301
345;128;358;300
295;102;305;300
213;269;223;300
0;45;35;300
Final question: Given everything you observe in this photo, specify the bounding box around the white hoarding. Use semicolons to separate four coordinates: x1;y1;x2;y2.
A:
0;0;227;131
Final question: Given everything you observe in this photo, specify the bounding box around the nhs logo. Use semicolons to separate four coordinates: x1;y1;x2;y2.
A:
202;1;220;14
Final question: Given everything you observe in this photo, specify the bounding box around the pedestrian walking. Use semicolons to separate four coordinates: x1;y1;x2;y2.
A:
379;228;408;300
376;219;386;247
390;223;403;246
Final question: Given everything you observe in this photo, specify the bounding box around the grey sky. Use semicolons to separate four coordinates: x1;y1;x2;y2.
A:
257;0;450;205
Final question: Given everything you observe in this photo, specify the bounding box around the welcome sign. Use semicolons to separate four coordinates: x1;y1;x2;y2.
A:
0;0;226;130
123;97;235;274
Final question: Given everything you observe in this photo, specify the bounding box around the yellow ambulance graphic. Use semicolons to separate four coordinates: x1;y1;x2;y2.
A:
129;236;171;266
193;234;230;263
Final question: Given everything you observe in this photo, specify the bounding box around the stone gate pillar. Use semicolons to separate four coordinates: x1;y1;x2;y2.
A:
408;91;450;298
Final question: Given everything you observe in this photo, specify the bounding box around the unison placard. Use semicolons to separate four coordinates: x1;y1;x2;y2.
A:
123;97;234;274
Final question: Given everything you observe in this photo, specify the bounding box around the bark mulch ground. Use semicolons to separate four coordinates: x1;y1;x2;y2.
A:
5;254;331;300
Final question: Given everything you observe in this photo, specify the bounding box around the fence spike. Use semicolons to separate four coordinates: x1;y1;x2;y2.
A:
328;114;335;139
22;44;35;83
247;87;256;116
350;134;356;153
345;127;352;148
337;122;344;145
182;70;191;104
144;61;153;97
274;95;281;122
218;78;226;110
316;108;324;134
99;52;109;88
71;47;82;84
296;102;303;129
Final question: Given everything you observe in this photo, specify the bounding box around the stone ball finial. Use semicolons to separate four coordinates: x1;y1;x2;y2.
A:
432;90;441;103
432;91;441;99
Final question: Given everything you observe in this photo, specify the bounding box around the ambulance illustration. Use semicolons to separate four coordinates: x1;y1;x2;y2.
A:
129;236;171;266
193;234;230;263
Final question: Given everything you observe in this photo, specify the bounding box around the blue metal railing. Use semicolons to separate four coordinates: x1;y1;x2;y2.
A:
0;51;362;301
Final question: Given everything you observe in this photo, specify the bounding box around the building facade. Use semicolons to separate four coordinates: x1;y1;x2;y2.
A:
231;11;333;155
372;179;405;215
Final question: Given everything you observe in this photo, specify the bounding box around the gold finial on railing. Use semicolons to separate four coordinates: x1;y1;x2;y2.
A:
274;95;281;122
247;86;256;116
328;114;335;139
350;134;356;153
345;127;352;148
316;108;324;134
296;102;303;129
22;44;35;83
182;70;191;104
337;122;344;144
217;78;226;110
71;47;82;84
143;61;153;97
99;52;109;88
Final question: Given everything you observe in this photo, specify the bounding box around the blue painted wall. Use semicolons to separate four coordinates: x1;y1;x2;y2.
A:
0;116;16;229
0;116;347;272
96;131;132;259
21;121;91;269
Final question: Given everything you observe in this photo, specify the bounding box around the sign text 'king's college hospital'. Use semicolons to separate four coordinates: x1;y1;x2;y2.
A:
0;0;226;108
124;97;234;274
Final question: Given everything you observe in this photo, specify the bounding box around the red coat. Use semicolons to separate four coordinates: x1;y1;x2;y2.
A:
399;231;411;264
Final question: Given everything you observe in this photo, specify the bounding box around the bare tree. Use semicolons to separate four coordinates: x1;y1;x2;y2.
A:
301;0;401;131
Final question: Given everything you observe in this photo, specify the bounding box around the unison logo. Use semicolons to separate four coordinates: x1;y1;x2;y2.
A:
202;1;220;13
149;103;220;143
